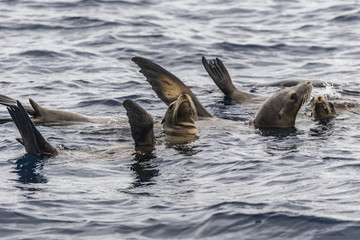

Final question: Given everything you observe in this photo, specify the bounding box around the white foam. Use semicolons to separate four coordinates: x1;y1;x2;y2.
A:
312;81;341;99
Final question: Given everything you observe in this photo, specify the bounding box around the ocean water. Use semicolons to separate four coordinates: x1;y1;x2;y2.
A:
1;0;360;239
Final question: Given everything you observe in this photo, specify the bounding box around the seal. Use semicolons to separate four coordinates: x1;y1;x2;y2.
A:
248;81;313;128
0;94;107;125
132;57;212;118
123;93;198;147
202;57;337;100
6;100;59;157
311;96;337;120
133;56;312;128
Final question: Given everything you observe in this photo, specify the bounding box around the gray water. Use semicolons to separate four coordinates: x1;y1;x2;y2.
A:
1;0;360;239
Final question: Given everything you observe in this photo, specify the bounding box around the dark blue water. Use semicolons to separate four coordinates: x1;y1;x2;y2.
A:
1;0;360;239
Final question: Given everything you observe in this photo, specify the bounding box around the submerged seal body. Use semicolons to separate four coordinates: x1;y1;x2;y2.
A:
249;82;313;128
312;96;337;120
0;94;110;125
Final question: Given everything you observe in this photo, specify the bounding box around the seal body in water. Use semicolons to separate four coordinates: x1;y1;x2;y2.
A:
6;93;199;157
248;82;313;128
124;93;198;147
311;96;337;120
0;94;110;125
202;56;335;101
133;56;312;129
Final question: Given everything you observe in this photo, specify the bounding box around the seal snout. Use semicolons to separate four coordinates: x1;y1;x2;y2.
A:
315;96;324;102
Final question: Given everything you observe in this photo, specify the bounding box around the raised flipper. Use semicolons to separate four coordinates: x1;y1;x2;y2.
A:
123;100;155;147
132;57;212;118
0;94;36;116
202;56;256;103
7;101;59;157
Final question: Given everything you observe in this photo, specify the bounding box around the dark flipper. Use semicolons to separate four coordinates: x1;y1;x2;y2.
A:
7;101;58;157
123;100;155;147
0;94;36;116
202;56;256;103
132;57;212;118
202;56;237;96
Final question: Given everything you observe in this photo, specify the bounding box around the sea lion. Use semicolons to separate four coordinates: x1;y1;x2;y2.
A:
123;93;198;147
311;96;337;120
248;82;312;128
0;94;107;125
6;101;59;157
7;96;197;157
202;57;332;102
131;57;212;118
133;56;312;129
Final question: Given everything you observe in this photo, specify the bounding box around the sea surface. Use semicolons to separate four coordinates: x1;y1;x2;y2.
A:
1;0;360;239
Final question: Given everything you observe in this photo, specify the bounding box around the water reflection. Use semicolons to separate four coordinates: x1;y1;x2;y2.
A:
164;134;202;156
13;154;48;185
257;126;298;138
309;118;335;137
258;127;300;155
130;147;159;188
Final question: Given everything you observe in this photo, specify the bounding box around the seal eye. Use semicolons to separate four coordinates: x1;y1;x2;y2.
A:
290;93;297;101
169;104;174;110
329;102;335;110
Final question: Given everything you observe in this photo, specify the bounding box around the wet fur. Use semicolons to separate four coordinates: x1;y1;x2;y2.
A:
250;82;312;128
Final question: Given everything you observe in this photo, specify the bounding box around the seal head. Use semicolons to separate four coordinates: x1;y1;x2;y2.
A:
312;96;337;120
251;82;313;128
162;94;198;136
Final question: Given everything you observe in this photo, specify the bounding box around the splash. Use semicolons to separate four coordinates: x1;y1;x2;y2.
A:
312;81;341;99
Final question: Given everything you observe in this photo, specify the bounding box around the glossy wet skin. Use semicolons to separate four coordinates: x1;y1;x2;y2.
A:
312;96;337;120
162;94;198;135
252;82;313;128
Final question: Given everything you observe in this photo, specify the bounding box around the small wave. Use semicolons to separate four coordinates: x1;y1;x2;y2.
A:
61;16;120;29
214;42;337;55
0;23;64;31
214;42;287;52
27;0;147;9
189;210;354;239
18;50;68;58
77;99;122;107
331;12;360;22
0;17;120;31
301;62;332;69
340;89;360;97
